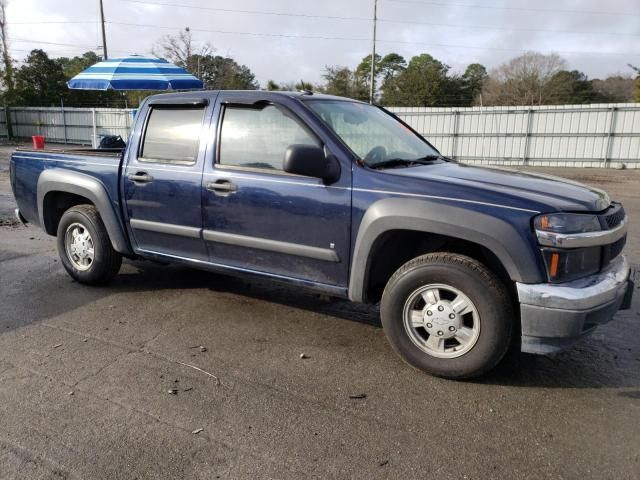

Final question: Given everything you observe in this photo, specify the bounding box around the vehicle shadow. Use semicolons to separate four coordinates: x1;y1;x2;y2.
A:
3;256;638;390
117;261;640;390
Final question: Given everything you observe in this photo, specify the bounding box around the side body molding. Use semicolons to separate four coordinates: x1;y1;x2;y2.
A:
348;198;543;302
37;169;132;255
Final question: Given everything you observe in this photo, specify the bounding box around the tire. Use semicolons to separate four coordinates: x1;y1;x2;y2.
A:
380;252;513;379
56;204;122;285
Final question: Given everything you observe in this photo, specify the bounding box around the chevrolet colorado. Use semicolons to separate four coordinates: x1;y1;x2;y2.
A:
10;90;634;379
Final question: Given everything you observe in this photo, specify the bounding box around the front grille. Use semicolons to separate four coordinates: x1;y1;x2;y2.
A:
601;203;625;229
601;234;627;270
593;203;627;271
609;235;626;259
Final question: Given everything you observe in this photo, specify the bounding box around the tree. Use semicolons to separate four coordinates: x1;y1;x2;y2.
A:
353;53;407;101
591;75;635;103
480;52;567;105
380;53;454;106
461;63;487;105
153;29;257;90
544;70;606;104
321;66;366;100
190;54;258;90
629;65;640;102
153;27;212;77
265;80;280;91
14;49;68;106
378;53;407;82
58;51;102;78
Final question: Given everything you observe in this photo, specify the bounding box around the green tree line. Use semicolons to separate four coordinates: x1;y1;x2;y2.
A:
0;27;638;107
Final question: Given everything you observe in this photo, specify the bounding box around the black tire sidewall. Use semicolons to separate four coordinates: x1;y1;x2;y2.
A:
381;257;512;379
57;208;112;284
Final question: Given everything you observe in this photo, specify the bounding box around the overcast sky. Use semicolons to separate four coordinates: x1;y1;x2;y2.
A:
6;0;640;84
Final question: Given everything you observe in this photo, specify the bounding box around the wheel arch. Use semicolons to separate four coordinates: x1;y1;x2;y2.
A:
37;169;132;255
348;197;543;303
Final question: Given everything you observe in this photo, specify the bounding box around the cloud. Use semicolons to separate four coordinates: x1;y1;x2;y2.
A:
6;0;640;85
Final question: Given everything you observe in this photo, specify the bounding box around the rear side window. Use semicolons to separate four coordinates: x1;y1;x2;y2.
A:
218;104;317;171
140;107;205;165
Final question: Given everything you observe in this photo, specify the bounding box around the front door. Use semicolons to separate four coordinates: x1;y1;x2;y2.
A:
201;93;352;288
123;101;211;261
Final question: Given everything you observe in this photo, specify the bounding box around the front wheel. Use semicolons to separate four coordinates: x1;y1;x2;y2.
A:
57;205;122;285
380;253;513;379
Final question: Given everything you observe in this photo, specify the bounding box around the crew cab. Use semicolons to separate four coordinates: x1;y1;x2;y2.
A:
9;91;634;379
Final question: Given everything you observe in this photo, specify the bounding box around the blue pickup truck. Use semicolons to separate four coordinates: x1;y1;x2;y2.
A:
9;91;634;379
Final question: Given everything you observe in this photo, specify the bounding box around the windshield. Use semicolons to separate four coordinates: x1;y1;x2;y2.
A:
306;100;441;167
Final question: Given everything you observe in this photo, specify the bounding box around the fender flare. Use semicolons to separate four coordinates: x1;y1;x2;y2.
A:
348;197;543;302
37;169;131;255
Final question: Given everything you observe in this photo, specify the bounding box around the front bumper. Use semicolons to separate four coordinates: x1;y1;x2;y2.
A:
516;255;633;354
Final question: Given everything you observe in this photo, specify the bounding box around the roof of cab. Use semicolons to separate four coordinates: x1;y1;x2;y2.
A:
144;90;366;104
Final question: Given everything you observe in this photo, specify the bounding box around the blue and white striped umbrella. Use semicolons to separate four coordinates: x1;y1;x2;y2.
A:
67;55;203;91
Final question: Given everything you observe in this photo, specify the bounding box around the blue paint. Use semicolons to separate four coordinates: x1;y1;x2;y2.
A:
10;91;611;298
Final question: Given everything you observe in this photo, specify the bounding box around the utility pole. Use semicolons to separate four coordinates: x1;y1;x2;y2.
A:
99;0;108;60
369;0;377;104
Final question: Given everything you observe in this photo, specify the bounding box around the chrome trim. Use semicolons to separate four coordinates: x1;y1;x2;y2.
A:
130;218;201;239
203;229;340;262
516;255;630;311
536;216;628;248
14;208;27;225
352;187;541;214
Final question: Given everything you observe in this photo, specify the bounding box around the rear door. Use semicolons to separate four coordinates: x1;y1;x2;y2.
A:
201;92;352;288
123;98;212;261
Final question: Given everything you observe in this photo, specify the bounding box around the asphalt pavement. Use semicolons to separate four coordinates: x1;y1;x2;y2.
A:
1;144;639;479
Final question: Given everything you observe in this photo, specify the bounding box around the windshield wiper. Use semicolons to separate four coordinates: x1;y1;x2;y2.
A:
368;155;443;169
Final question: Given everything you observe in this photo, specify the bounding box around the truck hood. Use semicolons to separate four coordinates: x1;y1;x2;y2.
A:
385;162;611;213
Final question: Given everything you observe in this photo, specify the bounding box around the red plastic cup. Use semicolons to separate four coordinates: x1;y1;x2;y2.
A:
32;135;45;150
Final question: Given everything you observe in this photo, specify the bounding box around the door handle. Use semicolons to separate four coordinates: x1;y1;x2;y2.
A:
127;172;154;183
207;180;238;195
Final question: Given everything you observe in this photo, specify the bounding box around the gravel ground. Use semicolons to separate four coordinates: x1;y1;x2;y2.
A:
0;143;639;479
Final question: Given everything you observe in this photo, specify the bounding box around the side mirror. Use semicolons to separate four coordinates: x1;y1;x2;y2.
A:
283;144;341;184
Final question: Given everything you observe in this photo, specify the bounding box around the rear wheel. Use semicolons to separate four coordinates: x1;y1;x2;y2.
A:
57;205;122;285
380;252;513;379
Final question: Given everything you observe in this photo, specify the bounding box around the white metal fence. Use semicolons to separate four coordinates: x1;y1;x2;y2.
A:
0;106;135;147
390;103;640;169
1;103;639;168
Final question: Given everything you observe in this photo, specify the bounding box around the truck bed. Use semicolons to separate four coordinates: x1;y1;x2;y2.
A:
10;148;123;229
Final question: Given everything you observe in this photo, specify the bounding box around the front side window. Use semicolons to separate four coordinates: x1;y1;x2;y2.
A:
140;107;204;164
219;104;317;171
306;100;440;167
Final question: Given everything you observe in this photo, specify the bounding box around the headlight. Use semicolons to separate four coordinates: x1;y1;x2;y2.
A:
534;213;601;234
534;213;605;282
541;247;601;283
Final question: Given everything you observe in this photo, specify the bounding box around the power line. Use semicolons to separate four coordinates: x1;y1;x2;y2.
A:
113;0;640;38
378;18;640;38
105;21;640;57
107;21;371;42
115;0;371;22
12;38;100;49
385;0;640;18
10;20;97;24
